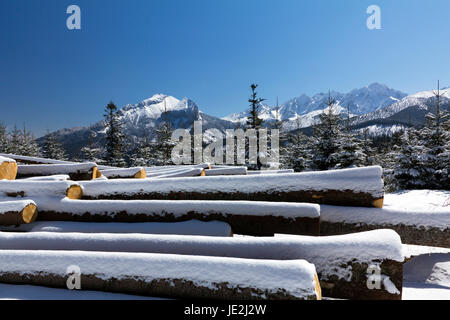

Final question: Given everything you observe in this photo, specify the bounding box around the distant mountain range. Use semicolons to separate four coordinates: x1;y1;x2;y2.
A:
38;83;449;158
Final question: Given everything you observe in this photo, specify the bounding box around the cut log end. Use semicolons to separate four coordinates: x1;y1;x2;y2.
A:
21;203;38;224
0;161;18;180
200;169;206;176
314;273;322;300
92;167;102;180
373;198;384;208
133;169;147;179
66;185;83;199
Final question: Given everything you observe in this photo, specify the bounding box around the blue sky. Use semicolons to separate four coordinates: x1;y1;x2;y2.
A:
1;0;449;136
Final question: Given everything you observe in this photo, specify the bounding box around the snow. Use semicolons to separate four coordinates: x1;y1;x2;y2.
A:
81;166;384;198
0;156;15;164
0;229;401;284
247;169;294;175
321;190;450;230
0;220;232;237
403;244;450;259
101;167;144;178
0;200;35;214
17;162;96;175
11;197;320;219
203;167;247;176
0;153;73;165
151;168;204;178
402;253;450;300
0;283;161;300
22;175;70;181
0;180;78;197
0;250;319;299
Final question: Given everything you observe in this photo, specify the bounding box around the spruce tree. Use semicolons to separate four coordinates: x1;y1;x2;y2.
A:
246;84;265;170
20;125;41;157
285;118;310;172
104;101;126;167
153;99;175;166
131;136;153;167
310;92;343;170
8;125;23;155
42;131;67;160
0;123;9;154
81;130;100;162
335;107;365;168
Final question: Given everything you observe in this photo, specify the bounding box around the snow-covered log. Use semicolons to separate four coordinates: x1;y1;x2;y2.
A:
0;229;403;299
80;166;384;208
204;167;247;176
17;163;101;181
0;220;232;237
0;153;73;165
0;156;18;180
0;181;82;200
247;169;295;175
0;200;37;226
320;205;450;247
31;198;320;236
151;168;205;179
22;175;70;181
0;250;321;300
101;167;146;179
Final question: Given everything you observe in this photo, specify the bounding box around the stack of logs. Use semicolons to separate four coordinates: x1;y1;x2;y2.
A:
0;153;410;300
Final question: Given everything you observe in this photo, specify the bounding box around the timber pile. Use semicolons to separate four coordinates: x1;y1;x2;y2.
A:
30;198;320;236
0;200;37;226
0;250;321;300
0;229;401;300
17;163;101;181
0;156;18;180
79;166;385;208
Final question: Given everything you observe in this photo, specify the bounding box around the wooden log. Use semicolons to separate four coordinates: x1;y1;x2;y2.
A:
0;200;37;226
0;153;73;165
17;163;101;181
152;168;205;179
80;166;385;208
204;167;248;176
247;169;295;175
320;205;450;247
0;180;82;200
0;156;18;180
0;229;403;300
32;198;320;236
0;250;321;300
0;220;233;237
101;167;146;179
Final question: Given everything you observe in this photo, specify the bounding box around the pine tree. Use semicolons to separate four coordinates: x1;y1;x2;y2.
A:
246;84;265;170
153;98;175;166
0;123;9;153
285;118;310;172
310;92;343;170
104;101;126;167
81;129;100;162
335;107;365;168
20;124;41;157
42;131;67;160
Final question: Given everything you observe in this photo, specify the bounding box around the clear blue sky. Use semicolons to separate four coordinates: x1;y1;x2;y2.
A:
1;0;449;136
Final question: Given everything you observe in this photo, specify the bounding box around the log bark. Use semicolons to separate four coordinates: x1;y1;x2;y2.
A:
17;163;101;181
101;167;147;179
0;250;320;300
0;180;82;200
0;200;37;226
0;157;18;180
80;166;385;208
33;199;320;236
204;167;248;176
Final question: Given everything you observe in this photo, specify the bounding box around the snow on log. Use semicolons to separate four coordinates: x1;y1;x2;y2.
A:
0;200;37;226
320;205;450;247
0;229;402;300
0;181;82;200
22;175;70;181
31;198;320;236
0;153;73;165
101;167;146;179
247;169;295;175
80;166;384;208
151;168;205;179
17;163;101;181
0;220;232;237
0;156;18;180
204;167;247;176
0;250;321;300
